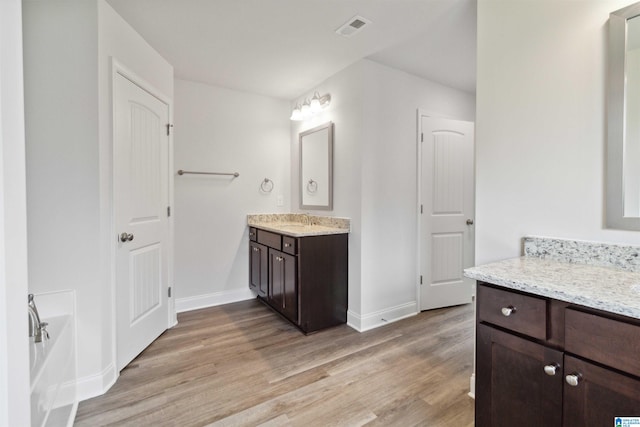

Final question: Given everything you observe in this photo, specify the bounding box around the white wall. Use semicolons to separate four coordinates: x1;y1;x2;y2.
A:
173;79;291;311
290;61;366;317
23;0;102;396
0;0;31;424
23;0;173;400
360;60;475;317
476;0;640;265
291;59;475;330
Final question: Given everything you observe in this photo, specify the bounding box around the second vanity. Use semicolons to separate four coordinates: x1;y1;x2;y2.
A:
247;214;349;333
465;237;640;426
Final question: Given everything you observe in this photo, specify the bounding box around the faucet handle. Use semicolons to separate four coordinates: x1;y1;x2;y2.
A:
39;322;49;341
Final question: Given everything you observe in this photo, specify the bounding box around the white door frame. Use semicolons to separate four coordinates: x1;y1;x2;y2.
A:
0;0;31;423
415;109;476;310
110;58;175;375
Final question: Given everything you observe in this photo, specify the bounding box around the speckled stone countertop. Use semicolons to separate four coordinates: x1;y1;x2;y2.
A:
247;213;350;237
465;253;640;321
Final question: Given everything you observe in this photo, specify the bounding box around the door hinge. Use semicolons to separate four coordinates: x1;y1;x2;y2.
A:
420;204;423;214
421;133;424;142
166;123;174;136
420;275;423;285
167;206;171;217
168;286;172;298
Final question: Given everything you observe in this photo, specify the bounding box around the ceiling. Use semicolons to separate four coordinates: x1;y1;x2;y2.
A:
106;0;476;100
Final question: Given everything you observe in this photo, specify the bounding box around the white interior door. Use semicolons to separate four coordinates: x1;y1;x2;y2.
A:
420;115;474;311
114;72;169;370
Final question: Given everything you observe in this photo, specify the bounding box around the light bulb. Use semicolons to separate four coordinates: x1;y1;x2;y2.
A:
300;100;311;118
290;104;302;121
310;92;322;113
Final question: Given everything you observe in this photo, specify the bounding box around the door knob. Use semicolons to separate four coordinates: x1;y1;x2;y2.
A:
119;232;134;242
466;219;474;225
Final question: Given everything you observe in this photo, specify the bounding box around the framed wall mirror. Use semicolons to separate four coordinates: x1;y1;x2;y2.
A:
608;2;640;230
300;122;333;210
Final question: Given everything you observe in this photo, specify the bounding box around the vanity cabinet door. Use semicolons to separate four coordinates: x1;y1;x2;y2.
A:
269;249;297;323
249;242;268;297
563;355;640;427
476;323;563;427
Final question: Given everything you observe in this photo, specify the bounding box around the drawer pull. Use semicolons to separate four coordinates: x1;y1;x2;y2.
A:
284;243;291;247
565;373;581;387
543;363;559;376
501;306;516;316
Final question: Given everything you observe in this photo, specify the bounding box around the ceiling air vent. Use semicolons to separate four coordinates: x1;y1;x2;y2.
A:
335;15;372;37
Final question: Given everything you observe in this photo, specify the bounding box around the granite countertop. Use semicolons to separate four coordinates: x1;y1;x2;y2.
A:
465;257;640;320
247;213;350;237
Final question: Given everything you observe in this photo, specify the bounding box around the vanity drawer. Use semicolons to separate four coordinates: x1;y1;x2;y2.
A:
282;236;297;255
249;227;257;241
477;284;547;340
565;308;640;377
257;229;281;250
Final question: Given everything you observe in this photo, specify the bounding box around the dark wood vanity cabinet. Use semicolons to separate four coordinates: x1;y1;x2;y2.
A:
476;282;640;427
248;227;348;333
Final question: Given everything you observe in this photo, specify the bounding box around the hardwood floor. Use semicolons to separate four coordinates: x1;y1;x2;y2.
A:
75;300;475;426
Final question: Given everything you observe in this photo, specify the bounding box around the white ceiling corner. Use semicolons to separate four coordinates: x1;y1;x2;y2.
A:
106;0;476;100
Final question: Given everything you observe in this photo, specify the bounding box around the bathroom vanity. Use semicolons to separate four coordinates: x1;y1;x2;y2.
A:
247;214;349;333
466;237;640;426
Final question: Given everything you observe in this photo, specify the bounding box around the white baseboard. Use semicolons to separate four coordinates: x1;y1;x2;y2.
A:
76;362;117;402
175;288;255;313
468;373;475;399
347;301;418;332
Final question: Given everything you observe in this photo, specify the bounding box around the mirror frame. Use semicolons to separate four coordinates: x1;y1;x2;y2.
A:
607;2;640;230
299;121;333;211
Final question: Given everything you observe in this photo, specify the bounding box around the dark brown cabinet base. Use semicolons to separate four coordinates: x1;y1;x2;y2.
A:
249;227;348;334
476;282;640;427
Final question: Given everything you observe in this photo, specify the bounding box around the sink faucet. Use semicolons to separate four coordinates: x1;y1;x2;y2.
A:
28;294;48;342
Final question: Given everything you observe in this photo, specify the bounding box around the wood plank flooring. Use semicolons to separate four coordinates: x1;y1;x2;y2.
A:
75;300;475;426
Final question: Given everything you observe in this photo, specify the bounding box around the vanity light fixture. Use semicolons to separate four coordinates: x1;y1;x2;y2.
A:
290;92;331;121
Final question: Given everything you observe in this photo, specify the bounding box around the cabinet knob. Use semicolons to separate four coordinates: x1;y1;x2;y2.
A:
565;373;581;387
284;243;290;247
253;247;259;252
501;306;516;317
543;363;559;376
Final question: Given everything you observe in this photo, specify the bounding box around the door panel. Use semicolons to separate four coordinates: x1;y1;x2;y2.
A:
420;116;474;310
563;355;640;427
129;244;161;323
115;72;169;370
476;324;563;427
269;249;297;322
249;242;268;297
